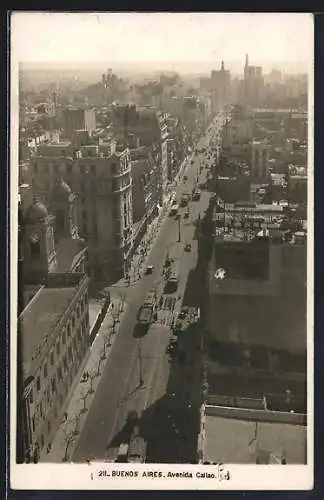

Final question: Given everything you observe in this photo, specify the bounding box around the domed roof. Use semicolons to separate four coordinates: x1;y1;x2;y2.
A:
52;179;72;199
25;200;49;223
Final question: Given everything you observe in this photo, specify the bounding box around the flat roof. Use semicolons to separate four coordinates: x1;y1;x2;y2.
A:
204;414;306;464
20;286;77;376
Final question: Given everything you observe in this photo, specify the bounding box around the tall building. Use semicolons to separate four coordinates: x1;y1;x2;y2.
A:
243;54;265;107
251;140;270;178
31;138;133;282
62;107;96;139
210;61;231;112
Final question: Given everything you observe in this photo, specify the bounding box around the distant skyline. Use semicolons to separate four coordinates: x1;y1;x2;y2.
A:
12;13;313;74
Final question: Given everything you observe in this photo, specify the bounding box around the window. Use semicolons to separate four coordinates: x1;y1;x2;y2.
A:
46;387;50;404
62;329;66;345
50;351;54;365
36;376;41;391
111;179;117;191
47;421;51;433
111;162;117;174
80;164;85;174
57;366;63;382
29;388;34;404
66;164;72;174
68;346;73;362
32;417;35;433
56;341;60;356
91;165;96;175
72;315;75;328
63;354;68;372
39;402;43;418
43;363;48;378
40;434;45;449
67;323;71;337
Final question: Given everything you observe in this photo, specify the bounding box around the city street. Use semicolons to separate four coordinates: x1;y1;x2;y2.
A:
72;114;224;463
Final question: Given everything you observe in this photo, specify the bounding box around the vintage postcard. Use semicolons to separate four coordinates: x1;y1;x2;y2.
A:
10;12;314;490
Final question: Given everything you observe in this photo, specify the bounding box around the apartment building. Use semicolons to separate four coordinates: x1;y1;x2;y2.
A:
19;272;90;462
31;136;133;282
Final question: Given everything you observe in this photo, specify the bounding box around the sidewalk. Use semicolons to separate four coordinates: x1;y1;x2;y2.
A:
46;295;125;463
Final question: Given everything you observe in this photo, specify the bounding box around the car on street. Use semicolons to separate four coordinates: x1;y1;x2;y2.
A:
175;213;181;220
192;191;201;201
184;210;189;219
145;265;154;275
127;434;147;463
183;175;188;181
184;243;191;252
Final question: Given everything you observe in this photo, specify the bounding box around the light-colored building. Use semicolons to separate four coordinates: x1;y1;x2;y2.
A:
251;140;270;178
62;107;96;139
198;403;306;464
20;272;90;462
30;139;133;282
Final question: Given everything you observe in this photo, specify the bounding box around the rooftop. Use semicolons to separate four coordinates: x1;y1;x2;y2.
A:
19;273;88;378
20;286;77;377
203;406;306;464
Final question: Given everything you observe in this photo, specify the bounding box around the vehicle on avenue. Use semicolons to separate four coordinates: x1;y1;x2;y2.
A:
145;265;154;275
180;194;190;207
184;210;190;219
137;289;156;324
127;433;147;463
175;213;181;220
166;336;178;355
165;260;180;292
170;204;179;216
184;243;191;252
192;191;201;201
183;175;188;181
114;443;129;462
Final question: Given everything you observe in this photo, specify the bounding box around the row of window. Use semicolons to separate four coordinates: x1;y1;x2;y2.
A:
33;161;130;177
30;325;88;434
30;295;88;403
31;343;87;449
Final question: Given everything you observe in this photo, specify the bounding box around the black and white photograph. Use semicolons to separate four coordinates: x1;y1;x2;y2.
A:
10;12;313;490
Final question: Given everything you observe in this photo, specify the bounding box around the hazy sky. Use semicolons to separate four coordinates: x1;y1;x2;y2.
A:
12;12;313;72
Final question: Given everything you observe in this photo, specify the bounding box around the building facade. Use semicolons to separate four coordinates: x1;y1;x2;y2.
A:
251;140;270;178
30;139;133;282
62;108;96;139
20;272;90;462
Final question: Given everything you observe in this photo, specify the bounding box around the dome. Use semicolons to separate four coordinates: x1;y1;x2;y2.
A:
25;200;49;223
52;179;72;199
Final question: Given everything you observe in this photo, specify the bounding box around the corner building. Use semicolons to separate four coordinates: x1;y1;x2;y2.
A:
32;139;133;282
